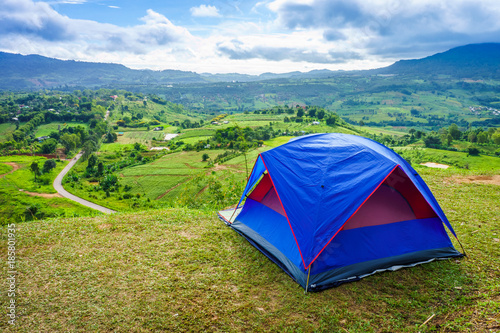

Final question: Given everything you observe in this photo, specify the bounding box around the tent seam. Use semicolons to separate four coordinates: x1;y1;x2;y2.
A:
306;164;400;269
260;154;308;270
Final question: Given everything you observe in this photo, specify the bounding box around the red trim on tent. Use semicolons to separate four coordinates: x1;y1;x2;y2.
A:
384;166;437;219
306;164;400;270
260;154;308;270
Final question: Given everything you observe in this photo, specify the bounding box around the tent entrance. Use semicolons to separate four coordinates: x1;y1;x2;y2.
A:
343;166;437;230
247;173;285;216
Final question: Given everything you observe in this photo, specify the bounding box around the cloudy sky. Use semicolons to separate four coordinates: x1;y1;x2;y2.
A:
1;0;500;74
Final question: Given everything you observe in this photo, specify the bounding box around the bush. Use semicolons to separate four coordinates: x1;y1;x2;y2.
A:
468;147;480;156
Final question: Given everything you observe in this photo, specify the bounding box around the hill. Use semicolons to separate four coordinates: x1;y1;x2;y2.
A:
2;43;500;90
1;164;498;331
0;52;338;90
0;52;208;90
375;43;500;78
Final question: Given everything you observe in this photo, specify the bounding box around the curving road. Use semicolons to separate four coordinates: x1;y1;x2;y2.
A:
53;152;116;214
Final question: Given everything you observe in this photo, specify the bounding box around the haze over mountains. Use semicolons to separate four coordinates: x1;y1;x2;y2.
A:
1;43;499;90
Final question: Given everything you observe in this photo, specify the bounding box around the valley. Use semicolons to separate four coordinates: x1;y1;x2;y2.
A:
0;43;499;332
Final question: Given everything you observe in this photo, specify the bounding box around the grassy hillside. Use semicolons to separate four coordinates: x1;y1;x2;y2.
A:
1;167;498;332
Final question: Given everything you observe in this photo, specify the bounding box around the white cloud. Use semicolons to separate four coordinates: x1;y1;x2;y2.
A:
1;0;500;75
108;6;119;9
190;5;221;18
267;0;500;59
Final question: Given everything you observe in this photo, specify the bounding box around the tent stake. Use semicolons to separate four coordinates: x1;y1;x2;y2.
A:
305;266;311;294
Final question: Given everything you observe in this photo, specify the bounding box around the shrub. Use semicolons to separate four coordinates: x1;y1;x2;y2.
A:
468;147;480;156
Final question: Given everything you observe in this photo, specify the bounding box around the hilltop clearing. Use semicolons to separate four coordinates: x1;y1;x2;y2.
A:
0;166;498;331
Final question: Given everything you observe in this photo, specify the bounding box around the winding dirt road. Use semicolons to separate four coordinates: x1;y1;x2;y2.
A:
53;153;116;214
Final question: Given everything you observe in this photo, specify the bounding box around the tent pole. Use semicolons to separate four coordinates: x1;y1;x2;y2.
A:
227;204;239;225
456;237;467;257
304;266;311;294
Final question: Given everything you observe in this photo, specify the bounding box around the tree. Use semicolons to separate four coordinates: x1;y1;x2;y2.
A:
477;132;488;144
40;138;58;154
493;131;500;145
448;124;461;140
423;134;441;148
296;108;304;117
60;133;80;152
202;153;209;162
468;147;480;156
30;162;40;181
326;115;337;126
97;162;104;176
317;110;325;119
87;154;98;170
42;159;56;173
105;132;117;143
100;173;118;191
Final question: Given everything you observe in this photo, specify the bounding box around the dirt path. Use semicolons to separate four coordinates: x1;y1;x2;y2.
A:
18;189;62;198
0;162;21;177
449;175;500;186
156;182;184;200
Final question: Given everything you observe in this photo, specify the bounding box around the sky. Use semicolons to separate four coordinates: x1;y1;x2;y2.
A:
1;0;500;75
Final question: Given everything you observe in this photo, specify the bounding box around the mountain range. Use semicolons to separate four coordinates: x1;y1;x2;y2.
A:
1;43;499;90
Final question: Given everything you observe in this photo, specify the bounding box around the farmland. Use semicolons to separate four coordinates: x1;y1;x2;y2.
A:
0;155;98;224
0;87;499;332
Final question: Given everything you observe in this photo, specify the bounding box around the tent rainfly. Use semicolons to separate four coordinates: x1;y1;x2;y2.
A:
218;133;464;292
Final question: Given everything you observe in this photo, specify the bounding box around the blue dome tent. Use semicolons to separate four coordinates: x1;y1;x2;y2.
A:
218;133;464;291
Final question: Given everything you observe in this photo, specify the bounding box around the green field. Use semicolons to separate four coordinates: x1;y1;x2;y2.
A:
0;122;19;140
34;122;88;137
0;162;13;175
395;147;500;173
0;155;98;224
116;130;165;145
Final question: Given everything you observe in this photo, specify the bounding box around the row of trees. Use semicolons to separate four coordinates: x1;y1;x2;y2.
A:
30;159;57;182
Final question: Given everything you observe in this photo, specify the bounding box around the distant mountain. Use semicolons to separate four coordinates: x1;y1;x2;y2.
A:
0;52;208;89
374;43;500;78
0;51;343;89
1;43;499;90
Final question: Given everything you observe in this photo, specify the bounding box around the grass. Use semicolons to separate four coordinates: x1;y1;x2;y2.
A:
99;143;135;152
34;122;88;137
0;155;98;224
395;147;500;173
116;131;165;145
1;167;498;331
264;136;294;147
0;122;19;140
0;156;67;194
0;162;13;175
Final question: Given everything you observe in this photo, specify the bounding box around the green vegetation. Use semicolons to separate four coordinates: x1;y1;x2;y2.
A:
34;122;89;137
396;147;500;173
0;162;13;175
0;85;498;331
0;155;98;224
1;168;498;331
